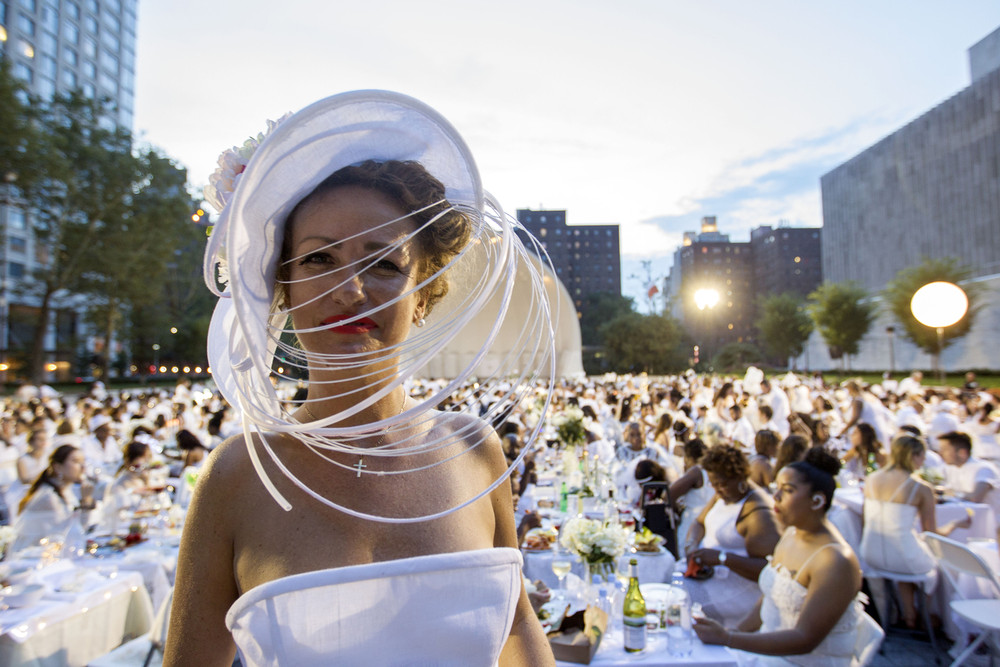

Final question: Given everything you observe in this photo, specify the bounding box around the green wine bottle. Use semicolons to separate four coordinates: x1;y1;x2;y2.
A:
623;558;646;652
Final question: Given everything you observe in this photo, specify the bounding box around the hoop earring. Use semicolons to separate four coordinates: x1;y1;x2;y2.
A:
812;494;824;509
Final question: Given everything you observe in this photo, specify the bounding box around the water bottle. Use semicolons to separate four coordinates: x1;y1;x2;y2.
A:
667;569;693;657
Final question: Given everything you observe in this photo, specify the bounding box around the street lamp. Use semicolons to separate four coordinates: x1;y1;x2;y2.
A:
910;281;968;383
886;326;896;376
694;288;720;368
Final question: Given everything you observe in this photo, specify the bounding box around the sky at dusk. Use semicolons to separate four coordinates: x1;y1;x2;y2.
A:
131;1;1000;311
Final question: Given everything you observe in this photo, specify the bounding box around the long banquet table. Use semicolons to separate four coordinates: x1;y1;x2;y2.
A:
0;565;153;667
555;632;738;667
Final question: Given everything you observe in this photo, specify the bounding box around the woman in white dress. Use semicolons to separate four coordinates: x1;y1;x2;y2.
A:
695;448;874;666
859;434;970;628
164;93;554;666
685;444;781;628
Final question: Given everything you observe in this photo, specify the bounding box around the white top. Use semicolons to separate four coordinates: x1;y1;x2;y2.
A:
226;547;522;666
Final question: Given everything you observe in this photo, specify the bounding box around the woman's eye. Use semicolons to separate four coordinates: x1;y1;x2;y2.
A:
373;259;400;273
299;252;333;266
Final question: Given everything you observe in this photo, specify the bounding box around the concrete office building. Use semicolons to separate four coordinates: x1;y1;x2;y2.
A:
0;0;139;378
812;26;1000;372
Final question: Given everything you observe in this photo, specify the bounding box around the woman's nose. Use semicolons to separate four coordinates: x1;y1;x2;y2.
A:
329;273;365;305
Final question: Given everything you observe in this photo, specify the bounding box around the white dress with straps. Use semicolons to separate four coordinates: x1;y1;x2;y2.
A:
226;548;522;666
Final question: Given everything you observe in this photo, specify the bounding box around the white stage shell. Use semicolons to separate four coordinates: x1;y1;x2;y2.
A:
415;253;583;379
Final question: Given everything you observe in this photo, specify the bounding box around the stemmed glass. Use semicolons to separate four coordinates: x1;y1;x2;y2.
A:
550;547;573;597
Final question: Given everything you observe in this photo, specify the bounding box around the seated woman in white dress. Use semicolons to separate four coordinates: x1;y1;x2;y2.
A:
860;434;970;628
15;445;97;548
685;444;781;628
695;448;877;667
164;92;554;666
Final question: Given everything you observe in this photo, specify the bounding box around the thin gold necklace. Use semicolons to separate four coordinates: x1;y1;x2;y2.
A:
302;396;406;478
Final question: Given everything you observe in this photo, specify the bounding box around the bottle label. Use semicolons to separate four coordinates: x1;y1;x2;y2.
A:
624;618;646;652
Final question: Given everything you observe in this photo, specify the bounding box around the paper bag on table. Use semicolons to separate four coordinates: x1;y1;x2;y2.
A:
547;605;607;664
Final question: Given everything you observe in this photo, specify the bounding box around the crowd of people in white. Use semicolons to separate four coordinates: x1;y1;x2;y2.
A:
0;367;997;664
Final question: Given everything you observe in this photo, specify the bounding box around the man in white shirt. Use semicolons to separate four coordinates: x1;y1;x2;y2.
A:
759;379;791;438
727;404;756;454
80;415;121;470
897;371;924;397
938;431;1000;514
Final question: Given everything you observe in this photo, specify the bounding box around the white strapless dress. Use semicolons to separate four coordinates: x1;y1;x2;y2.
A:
226;547;522;666
735;560;874;667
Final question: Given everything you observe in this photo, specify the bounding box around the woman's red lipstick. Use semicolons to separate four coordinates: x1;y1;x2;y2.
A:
322;315;377;334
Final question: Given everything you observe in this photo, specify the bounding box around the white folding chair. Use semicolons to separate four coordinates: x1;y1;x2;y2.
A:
852;611;886;667
863;564;939;654
90;586;173;667
924;532;1000;666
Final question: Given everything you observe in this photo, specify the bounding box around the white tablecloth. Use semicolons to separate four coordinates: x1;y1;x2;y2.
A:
833;487;996;542
77;538;179;610
523;548;676;590
0;567;153;667
555;629;737;666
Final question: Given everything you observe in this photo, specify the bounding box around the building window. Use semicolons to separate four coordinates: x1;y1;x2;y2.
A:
63;46;77;65
18;14;36;35
62;18;78;44
37;75;55;99
13;61;33;83
82;59;95;78
61;68;76;87
99;47;117;70
539;227;546;237
84;14;96;33
540;215;546;222
83;36;96;57
82;81;95;97
65;1;79;20
8;262;25;279
9;237;26;254
8;208;27;231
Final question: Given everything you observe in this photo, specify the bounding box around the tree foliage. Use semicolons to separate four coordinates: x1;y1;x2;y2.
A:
579;291;634;346
0;60;203;381
598;312;686;374
882;257;983;355
807;282;875;365
712;342;765;373
755;293;813;368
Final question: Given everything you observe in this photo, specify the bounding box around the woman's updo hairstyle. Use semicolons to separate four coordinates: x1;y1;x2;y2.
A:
279;160;472;315
787;446;840;512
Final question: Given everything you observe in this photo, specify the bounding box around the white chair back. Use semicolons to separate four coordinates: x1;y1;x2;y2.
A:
851;611;885;667
923;532;1000;598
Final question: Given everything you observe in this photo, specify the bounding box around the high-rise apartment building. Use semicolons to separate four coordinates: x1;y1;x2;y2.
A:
516;209;622;314
0;0;138;377
666;217;822;360
749;225;822;299
668;217;755;355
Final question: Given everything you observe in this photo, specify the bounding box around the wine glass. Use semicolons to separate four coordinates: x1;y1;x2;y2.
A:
551;549;573;597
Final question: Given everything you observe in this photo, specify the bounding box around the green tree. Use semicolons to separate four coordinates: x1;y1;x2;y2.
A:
807;282;875;371
18;93;143;383
579;291;635;374
755;293;813;369
598;312;686;374
882;257;983;356
0;58;45;190
579;291;634;346
712;342;765;372
76;151;196;379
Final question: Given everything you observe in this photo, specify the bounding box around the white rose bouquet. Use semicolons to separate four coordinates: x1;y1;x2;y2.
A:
552;406;587;448
559;517;630;576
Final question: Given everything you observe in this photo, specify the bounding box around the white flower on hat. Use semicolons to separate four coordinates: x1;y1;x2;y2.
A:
89;414;112;432
205;114;293;213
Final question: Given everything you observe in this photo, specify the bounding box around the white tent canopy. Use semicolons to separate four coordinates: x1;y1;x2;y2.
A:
416;253;583;379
